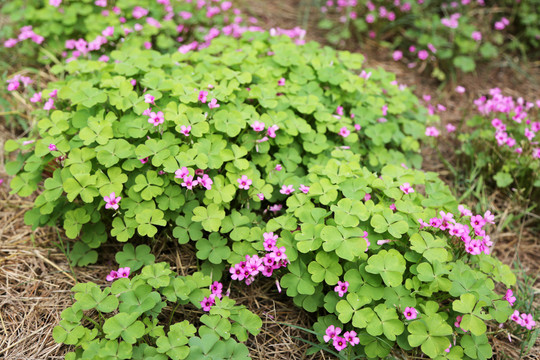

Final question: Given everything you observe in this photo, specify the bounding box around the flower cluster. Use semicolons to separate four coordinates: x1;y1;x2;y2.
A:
200;281;224;311
509;310;536;330
323;325;359;352
419;207;494;256
229;232;288;285
475;88;540;159
175;167;213;190
106;267;130;281
3;25;43;48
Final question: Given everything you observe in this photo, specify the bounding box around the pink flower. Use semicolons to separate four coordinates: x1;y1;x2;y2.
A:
418;50;429;60
334;281;349;297
392;50;403;61
274;164;282;171
237;175;252;190
389;203;396;211
49;0;62;7
117;267;130;278
180;125;191;136
257;193;265;200
299;184;309;194
343;331;359;346
520;313;536;330
280;185;294;195
251;121;265;132
200;295;216;312
455;86;466;94
446;123;456;133
425;126;440;137
4;39;18;48
102;26;114;37
148;111;164;126
400;183;414;194
104;192;121;210
339;127;350;138
472;31;482;41
323;325;341;343
181;176;198;190
336;106;344;116
333;336;347;351
510;310;522;325
48;144;57;151
210;281;223;298
505;289;516;306
95;0;107;6
403;307;418;320
133;6;149;19
208;98;220;109
364;193;371;201
144;94;155;104
278;78;286;86
197;174;213;190
106;270;118;282
139;157;149;164
267;124;279;138
354;124;361;131
198;90;208;103
7;81;19;92
263;232;278;251
269;204;282;212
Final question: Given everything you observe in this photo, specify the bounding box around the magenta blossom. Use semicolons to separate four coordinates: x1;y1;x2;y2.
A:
208;98;220;109
403;307;418;320
237;175;252;190
181;176;198;190
200;295;216;312
197;174;213;190
280;185;294;195
198;90;208;103
334;281;349;297
251;121;265;132
48;144;57;151
339;126;350;138
148;111;164;126
343;330;359;346
180;125;191;136
144;94;155;104
333;336;347;351
299;184;309;194
323;325;341;343
104;192;121;210
277;77;285;86
267;124;279;138
175;167;189;179
400;183;414;194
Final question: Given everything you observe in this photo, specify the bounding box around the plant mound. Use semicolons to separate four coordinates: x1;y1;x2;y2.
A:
6;32;523;359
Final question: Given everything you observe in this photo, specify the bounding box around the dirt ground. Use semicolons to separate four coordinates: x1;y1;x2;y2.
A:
1;0;539;358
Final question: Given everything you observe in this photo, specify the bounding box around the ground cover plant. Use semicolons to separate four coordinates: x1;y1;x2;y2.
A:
429;88;540;209
54;244;261;360
315;0;540;80
4;26;538;359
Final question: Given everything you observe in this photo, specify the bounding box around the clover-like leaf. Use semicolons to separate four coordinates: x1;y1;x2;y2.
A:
307;251;342;285
196;233;231;264
116;244;155;272
103;312;145;344
191;204;225;232
365;249;406;287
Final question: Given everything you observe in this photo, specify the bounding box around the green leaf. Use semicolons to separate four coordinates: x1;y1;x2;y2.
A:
365;249;406;287
116;244;155;272
103;313;145;344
